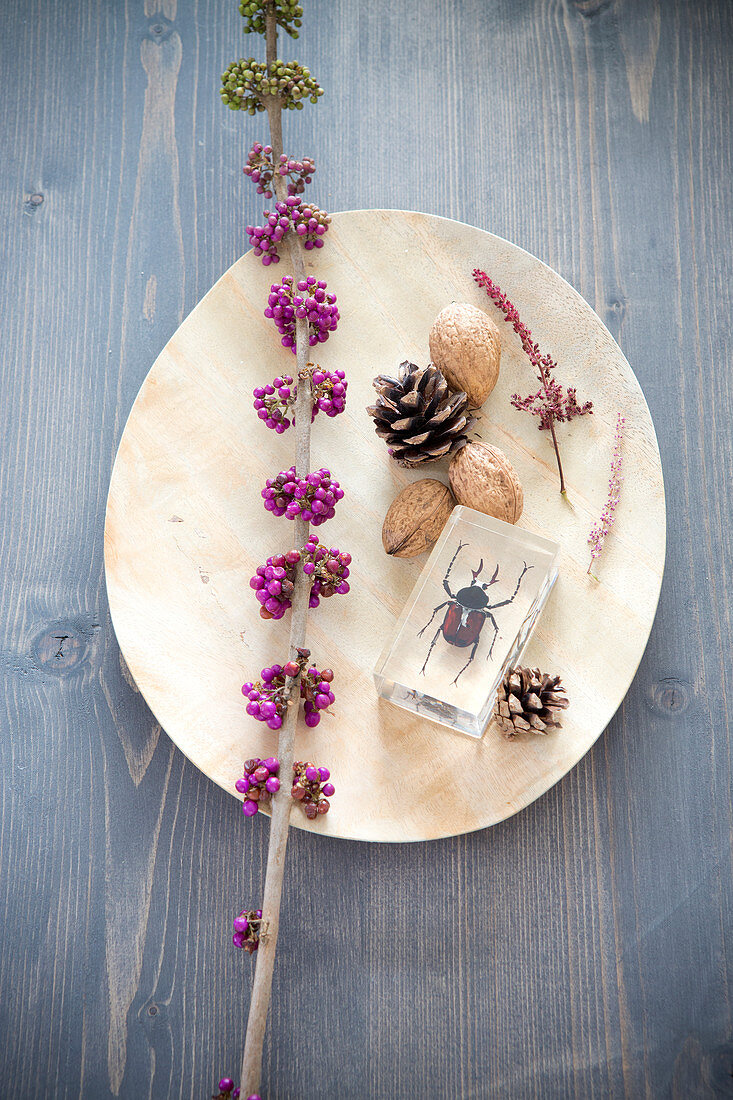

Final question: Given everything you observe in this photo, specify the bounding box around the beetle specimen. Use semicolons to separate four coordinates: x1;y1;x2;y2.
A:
417;541;532;684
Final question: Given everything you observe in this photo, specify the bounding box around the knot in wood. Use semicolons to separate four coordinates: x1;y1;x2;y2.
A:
646;677;692;717
32;622;99;675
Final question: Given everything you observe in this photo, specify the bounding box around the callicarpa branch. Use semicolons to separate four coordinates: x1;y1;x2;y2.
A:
210;3;610;1097
213;2;347;1097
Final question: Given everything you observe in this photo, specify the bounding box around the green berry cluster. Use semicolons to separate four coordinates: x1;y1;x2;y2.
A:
221;58;323;113
239;0;303;39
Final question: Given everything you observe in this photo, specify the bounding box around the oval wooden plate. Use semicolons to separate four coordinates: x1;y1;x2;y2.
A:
104;210;665;842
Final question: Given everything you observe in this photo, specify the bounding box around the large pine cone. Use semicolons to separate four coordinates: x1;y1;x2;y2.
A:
366;361;475;467
494;667;569;738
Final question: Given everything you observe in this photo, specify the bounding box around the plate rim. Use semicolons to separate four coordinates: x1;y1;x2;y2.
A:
104;208;667;842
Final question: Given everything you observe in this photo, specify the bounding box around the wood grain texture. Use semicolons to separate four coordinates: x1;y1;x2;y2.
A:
104;209;666;842
1;0;731;1096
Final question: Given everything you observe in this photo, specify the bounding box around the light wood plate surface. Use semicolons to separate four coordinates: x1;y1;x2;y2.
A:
104;210;665;842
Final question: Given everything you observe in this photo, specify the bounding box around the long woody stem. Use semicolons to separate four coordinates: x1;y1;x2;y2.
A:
240;5;313;1093
547;419;565;495
532;351;565;494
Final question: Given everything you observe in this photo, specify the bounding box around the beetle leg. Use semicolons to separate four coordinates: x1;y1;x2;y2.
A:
484;611;499;659
420;625;444;676
487;561;533;610
451;637;480;685
417;600;451;638
443;540;467;599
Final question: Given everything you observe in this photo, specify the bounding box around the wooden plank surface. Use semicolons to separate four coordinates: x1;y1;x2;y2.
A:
1;0;731;1096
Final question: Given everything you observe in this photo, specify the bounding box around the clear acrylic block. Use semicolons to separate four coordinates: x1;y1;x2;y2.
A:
374;506;560;738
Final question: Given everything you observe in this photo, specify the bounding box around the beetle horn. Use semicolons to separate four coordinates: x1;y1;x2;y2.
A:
471;559;484;582
488;563;499;585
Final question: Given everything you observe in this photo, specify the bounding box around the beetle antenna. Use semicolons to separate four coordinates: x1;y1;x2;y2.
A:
471;559;484;582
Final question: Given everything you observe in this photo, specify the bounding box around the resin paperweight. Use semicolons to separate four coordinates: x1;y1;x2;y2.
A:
374;506;560;737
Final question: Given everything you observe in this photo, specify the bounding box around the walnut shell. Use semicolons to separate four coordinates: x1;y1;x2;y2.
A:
429;303;501;407
382;479;455;557
449;442;523;524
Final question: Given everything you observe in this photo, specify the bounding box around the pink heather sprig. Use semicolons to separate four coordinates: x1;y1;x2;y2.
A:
511;377;593;432
473;268;593;494
587;414;625;575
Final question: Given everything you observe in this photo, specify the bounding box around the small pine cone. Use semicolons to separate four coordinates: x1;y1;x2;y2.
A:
494;667;569;739
366;361;475;467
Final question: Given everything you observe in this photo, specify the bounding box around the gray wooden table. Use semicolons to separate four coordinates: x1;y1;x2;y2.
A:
2;1;732;1097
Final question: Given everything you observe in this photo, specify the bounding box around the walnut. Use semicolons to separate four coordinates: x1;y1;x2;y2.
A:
449;442;523;524
428;302;501;407
382;479;455;557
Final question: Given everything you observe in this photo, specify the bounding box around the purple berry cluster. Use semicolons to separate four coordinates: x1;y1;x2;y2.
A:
301;535;351;604
250;547;299;620
250;538;351;620
214;1081;259;1100
244;142;315;198
241;654;335;730
291;201;329;249
291;761;335;819
247;196;329;265
246;203;288;265
300;665;335;728
253;371;295;432
243;667;288;729
262;466;343;525
242;665;290;728
265;275;339;352
252;366;347;433
236;757;281;814
213;1077;240;1099
232;908;262;953
312;367;347;417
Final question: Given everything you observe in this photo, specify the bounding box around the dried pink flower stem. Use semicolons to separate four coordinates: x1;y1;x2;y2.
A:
587;413;625;576
473;268;593;495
